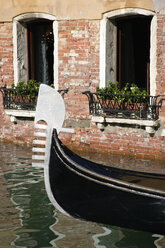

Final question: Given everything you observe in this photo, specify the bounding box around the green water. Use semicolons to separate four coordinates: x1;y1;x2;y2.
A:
0;142;164;248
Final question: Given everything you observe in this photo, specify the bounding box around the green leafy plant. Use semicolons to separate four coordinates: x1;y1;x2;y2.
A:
96;82;147;105
96;81;120;95
12;80;42;90
11;80;48;100
96;82;121;104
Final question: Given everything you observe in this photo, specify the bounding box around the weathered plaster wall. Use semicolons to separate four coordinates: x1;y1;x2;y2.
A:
0;0;154;21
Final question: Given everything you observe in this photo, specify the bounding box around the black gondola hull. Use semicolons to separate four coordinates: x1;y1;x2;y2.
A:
48;129;165;235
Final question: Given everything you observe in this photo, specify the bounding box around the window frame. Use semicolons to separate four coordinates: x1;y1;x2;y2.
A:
99;8;156;95
13;13;59;89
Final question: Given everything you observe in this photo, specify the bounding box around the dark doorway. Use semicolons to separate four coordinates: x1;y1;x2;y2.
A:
27;20;54;85
117;16;152;92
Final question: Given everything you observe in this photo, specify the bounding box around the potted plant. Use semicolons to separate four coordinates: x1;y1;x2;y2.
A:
96;82;147;117
10;80;45;109
96;82;123;110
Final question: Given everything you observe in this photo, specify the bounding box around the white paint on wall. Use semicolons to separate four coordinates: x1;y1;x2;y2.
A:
152;0;165;12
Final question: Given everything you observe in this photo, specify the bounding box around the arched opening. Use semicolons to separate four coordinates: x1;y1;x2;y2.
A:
100;9;156;94
116;15;152;92
13;13;58;87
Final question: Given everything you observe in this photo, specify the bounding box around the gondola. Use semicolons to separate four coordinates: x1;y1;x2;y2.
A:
33;84;165;235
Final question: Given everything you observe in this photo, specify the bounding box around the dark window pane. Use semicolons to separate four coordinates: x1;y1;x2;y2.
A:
117;16;151;92
28;20;54;85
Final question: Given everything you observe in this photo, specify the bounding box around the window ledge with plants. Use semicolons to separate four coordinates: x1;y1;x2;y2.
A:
0;80;40;123
0;80;68;124
83;82;164;134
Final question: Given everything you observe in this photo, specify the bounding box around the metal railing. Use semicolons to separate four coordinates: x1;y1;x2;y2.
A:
0;87;68;111
1;87;164;120
83;91;164;120
1;87;38;110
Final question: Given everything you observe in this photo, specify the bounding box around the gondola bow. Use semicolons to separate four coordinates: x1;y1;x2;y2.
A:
33;84;165;235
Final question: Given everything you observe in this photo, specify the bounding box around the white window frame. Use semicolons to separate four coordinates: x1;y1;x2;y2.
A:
99;8;156;95
13;13;59;89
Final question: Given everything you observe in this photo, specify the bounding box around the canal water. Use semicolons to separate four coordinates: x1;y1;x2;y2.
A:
0;142;165;248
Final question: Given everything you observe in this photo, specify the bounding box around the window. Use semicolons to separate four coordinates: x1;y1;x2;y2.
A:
13;13;58;88
116;16;151;93
100;9;155;95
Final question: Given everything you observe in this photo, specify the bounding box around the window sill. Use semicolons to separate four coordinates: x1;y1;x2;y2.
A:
92;116;160;134
5;109;35;123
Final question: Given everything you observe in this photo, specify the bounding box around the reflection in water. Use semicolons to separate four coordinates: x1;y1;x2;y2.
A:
11;180;56;247
0;143;56;247
52;211;105;247
153;234;165;248
0;142;165;247
93;227;113;248
92;226;165;248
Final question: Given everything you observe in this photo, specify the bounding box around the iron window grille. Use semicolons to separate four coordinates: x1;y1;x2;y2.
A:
83;91;165;121
0;87;68;111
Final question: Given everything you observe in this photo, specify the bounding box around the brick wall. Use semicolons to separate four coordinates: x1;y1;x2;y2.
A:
0;92;12;135
0;92;34;145
1;119;34;146
58;20;99;91
156;14;165;124
156;14;165;95
0;18;164;161
58;20;99;120
57;19;165;161
0;23;14;87
59;124;165;161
